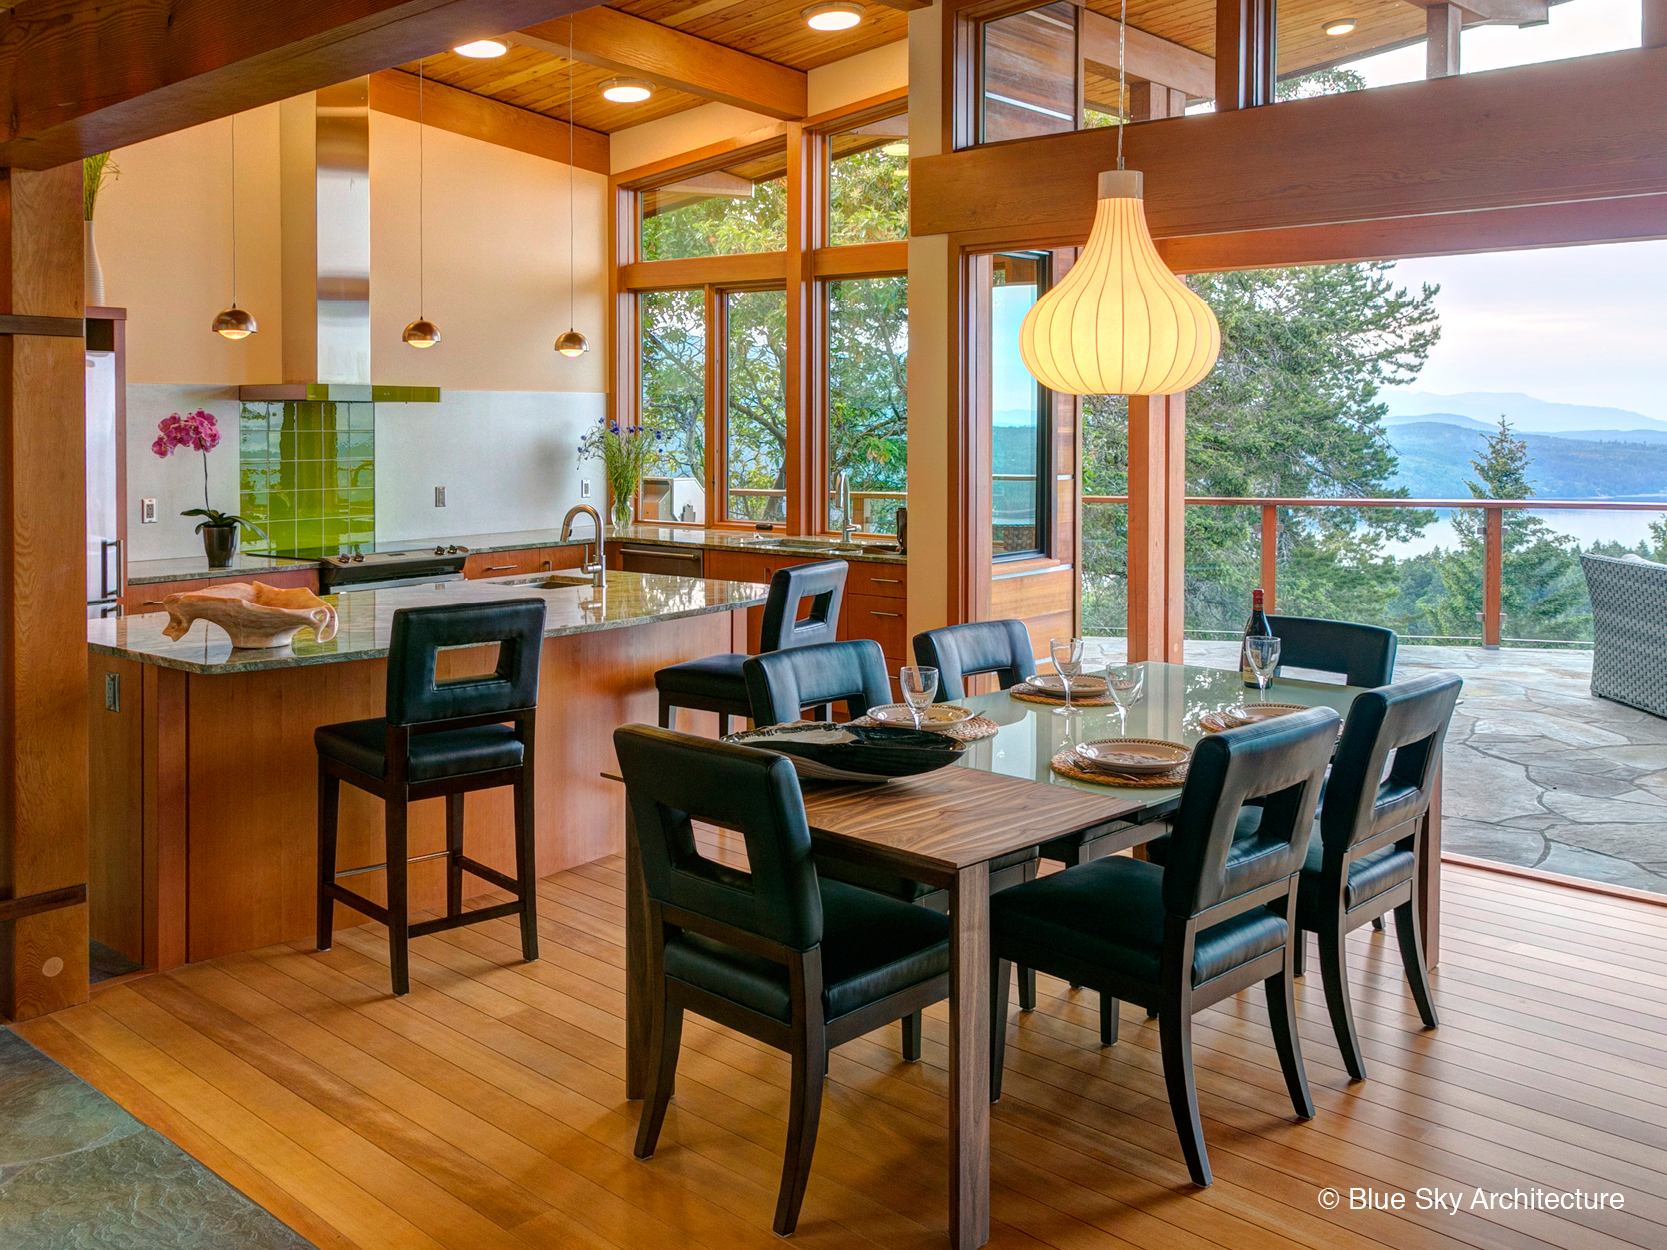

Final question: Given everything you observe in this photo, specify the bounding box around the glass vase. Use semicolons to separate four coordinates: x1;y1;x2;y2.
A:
611;493;634;532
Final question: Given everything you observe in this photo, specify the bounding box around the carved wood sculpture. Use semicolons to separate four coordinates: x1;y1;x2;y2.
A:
162;581;339;649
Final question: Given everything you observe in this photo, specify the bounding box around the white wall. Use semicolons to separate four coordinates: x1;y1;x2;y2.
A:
126;386;245;561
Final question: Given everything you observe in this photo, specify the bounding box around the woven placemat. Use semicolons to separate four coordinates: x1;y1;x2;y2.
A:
850;713;1000;741
1012;686;1118;707
1050;749;1188;788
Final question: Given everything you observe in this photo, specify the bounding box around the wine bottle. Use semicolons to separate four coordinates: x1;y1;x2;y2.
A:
1240;589;1273;687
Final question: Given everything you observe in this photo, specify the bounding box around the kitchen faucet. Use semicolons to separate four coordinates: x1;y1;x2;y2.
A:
837;471;857;544
561;504;607;588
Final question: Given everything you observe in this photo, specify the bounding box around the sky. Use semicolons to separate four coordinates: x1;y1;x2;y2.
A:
1340;0;1667;420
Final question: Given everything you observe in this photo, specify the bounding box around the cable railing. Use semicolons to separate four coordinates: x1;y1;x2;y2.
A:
1083;494;1667;648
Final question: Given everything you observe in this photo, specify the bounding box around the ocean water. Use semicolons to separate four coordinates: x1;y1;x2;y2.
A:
1380;504;1667;559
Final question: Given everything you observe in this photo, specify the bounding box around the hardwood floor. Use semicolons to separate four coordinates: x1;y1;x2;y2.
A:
15;856;1667;1250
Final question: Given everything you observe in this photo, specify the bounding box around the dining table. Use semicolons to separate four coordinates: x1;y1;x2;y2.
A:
618;660;1443;1250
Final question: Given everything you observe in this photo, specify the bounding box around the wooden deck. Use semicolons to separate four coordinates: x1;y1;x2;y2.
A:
15;856;1667;1250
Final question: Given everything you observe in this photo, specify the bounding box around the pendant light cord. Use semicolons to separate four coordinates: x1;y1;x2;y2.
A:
230;113;239;306
567;16;576;324
1117;0;1126;171
418;58;426;320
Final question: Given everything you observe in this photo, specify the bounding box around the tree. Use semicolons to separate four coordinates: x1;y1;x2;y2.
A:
1430;416;1589;640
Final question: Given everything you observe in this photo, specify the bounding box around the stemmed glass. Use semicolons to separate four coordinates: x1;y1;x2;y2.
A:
1105;663;1145;737
898;666;939;730
1049;637;1084;717
1245;636;1282;702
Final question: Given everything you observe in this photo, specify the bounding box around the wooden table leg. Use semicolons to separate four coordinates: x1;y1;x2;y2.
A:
1418;758;1443;969
624;802;650;1101
948;861;990;1250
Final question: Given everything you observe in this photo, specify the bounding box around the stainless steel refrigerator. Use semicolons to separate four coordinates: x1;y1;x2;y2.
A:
86;346;122;617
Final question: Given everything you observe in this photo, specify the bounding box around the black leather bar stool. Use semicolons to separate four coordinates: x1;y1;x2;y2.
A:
315;599;546;996
1268;615;1398;687
656;559;847;735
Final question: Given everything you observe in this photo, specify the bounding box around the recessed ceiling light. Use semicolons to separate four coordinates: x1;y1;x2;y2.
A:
453;39;508;58
803;3;865;32
601;77;654;103
1322;17;1358;36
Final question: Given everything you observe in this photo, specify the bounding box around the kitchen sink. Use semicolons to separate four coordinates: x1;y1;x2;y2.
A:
744;537;900;557
495;573;595;589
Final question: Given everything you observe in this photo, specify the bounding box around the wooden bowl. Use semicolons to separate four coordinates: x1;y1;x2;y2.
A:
162;580;339;650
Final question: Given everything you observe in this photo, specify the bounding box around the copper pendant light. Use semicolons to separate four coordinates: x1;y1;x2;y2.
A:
213;113;258;340
404;58;441;349
557;15;589;358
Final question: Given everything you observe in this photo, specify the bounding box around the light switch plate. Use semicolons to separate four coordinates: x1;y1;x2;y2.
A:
434;486;446;507
580;479;591;498
141;498;158;524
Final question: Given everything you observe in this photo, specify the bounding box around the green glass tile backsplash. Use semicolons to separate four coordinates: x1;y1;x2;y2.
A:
238;400;375;553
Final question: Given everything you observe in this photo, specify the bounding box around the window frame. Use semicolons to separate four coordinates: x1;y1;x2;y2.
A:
986;250;1055;562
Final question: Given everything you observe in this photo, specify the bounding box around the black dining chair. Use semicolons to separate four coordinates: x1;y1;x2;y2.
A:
656;559;847;735
743;638;1041;1046
990;707;1338;1187
1293;672;1460;1081
1268;615;1398;688
912;619;1036;701
315;600;546;996
616;724;950;1237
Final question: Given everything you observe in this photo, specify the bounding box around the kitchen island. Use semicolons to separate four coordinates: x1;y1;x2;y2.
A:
87;570;766;971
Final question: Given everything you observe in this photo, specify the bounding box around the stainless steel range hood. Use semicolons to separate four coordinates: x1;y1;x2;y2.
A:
241;78;439;404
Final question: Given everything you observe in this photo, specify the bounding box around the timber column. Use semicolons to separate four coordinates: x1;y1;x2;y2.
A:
0;162;90;1020
1126;393;1185;663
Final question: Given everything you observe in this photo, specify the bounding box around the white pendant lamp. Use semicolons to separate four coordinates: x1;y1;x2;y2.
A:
556;15;589;358
213;113;257;340
404;59;441;349
1018;0;1219;396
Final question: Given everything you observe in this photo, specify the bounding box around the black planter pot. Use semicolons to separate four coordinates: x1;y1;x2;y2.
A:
201;524;238;568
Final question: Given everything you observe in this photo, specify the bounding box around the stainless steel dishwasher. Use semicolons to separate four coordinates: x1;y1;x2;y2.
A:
618;543;706;578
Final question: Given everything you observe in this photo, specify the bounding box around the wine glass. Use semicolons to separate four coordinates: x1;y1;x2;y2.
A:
1049;637;1083;717
1105;663;1145;737
1245;636;1282;702
898;666;938;730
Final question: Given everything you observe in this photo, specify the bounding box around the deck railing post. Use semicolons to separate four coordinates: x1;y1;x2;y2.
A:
1483;507;1504;648
1260;504;1278;614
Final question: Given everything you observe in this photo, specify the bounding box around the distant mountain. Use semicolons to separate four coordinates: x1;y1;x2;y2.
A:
1380;390;1667;434
1387;422;1667;500
1382;411;1494;431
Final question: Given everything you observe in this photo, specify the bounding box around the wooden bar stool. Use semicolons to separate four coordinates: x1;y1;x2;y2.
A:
315;599;546;996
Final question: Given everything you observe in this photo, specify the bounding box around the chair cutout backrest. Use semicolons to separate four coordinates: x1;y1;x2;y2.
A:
1319;673;1461;853
1268;615;1397;688
614;725;822;951
759;559;848;654
1163;707;1338;918
743;639;892;726
913;620;1036;701
385;600;547;727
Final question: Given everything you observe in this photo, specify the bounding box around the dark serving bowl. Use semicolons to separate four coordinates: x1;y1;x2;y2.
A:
723;722;967;782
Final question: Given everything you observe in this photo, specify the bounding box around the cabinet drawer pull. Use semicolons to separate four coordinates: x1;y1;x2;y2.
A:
483;564;516;572
870;577;902;584
870;610;902;618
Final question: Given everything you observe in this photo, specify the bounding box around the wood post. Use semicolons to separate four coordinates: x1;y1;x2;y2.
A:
1426;3;1463;79
784;122;824;536
1260;504;1278;614
1126;394;1186;663
1215;0;1278;112
0;162;90;1021
1482;506;1504;648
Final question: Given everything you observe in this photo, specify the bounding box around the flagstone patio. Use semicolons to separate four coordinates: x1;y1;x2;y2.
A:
1092;637;1667;896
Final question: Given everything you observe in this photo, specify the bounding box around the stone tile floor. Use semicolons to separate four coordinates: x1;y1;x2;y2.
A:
1091;638;1667;896
0;1028;313;1249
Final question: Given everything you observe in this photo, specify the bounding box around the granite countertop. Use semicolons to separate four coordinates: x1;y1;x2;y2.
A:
88;570;768;675
126;552;323;587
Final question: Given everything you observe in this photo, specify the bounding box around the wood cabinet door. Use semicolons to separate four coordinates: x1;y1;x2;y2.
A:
543;545;586;571
842;592;908;668
846;561;907;600
464;548;547;579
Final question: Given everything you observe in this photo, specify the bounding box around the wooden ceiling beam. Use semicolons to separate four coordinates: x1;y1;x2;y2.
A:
912;44;1667;243
514;8;807;121
0;0;600;170
870;0;934;10
1400;0;1549;23
1079;12;1213;101
368;69;609;174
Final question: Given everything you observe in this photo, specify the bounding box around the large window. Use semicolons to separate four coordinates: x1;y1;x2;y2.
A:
828;276;908;535
829;118;909;246
990;253;1049;558
724;289;788;524
980;3;1078;143
640;148;788;262
640;289;706;486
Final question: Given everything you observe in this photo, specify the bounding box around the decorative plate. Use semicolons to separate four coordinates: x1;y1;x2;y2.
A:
1237;702;1309;721
1074;738;1192;776
722;721;966;783
1029;673;1110;696
866;703;977;728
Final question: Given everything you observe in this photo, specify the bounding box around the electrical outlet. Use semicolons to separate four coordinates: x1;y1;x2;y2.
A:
141;498;158;524
580;479;591;499
434;486;446;507
104;672;120;712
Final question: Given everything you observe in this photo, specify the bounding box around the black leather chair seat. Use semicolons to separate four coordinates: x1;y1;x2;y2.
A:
993;856;1289;988
655;654;748;701
316;718;523;782
663;878;950;1023
1296;842;1414;928
814;848;1038;903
